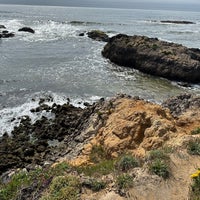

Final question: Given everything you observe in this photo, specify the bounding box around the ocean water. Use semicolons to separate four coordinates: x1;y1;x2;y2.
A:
0;4;200;135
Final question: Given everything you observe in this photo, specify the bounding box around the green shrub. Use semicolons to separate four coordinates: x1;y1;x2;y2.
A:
0;162;70;200
116;155;139;171
162;50;173;55
40;175;81;200
152;44;159;50
76;159;115;177
191;127;200;135
0;171;30;200
116;174;133;190
89;145;110;163
82;178;106;192
149;159;169;179
148;149;169;161
188;139;200;155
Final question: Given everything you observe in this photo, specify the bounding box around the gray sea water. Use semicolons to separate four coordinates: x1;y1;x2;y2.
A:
0;4;200;135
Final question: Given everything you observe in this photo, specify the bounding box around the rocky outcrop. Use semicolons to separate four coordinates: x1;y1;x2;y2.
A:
18;27;35;34
87;30;109;42
102;34;200;83
0;94;200;200
0;25;6;29
0;102;97;174
0;31;15;38
162;93;200;117
1;93;200;178
0;25;15;38
69;94;200;166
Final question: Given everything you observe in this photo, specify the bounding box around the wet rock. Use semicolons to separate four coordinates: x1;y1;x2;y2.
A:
102;34;200;83
0;100;95;175
160;20;195;24
18;27;35;34
87;30;109;42
2;30;8;34
0;32;15;38
0;25;6;29
79;32;85;36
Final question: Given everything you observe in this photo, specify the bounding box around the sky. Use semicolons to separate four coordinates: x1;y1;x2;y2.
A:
0;0;199;11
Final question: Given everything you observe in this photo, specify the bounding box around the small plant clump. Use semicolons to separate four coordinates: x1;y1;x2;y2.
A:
148;149;169;161
191;127;200;135
116;154;139;172
188;139;200;155
152;44;159;50
0;162;70;200
76;159;115;177
89;145;110;163
190;169;200;200
116;173;133;190
147;149;170;179
149;159;169;179
40;175;81;200
82;178;106;192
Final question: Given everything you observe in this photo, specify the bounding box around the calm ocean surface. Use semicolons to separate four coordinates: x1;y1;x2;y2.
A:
0;4;200;135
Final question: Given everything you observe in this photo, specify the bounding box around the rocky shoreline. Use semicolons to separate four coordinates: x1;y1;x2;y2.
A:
0;93;199;174
0;93;200;200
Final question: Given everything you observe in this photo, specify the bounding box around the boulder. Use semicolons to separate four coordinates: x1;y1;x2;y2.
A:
87;30;109;42
102;34;200;83
2;32;15;38
0;25;6;29
79;32;85;36
0;32;15;38
18;27;35;34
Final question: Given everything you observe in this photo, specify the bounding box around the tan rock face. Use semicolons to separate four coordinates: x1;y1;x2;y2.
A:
91;98;177;156
71;96;199;165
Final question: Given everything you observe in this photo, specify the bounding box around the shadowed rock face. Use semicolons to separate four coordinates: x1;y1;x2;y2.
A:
102;34;200;83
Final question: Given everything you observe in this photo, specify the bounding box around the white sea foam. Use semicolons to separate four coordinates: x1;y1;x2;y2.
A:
0;19;82;42
0;99;53;137
0;92;102;136
21;20;81;42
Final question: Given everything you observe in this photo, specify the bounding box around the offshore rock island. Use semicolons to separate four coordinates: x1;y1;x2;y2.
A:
102;34;200;83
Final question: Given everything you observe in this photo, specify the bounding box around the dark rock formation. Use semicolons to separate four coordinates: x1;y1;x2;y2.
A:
0;25;15;38
79;32;85;36
87;30;109;42
162;93;200;117
0;25;6;29
18;27;35;34
0;99;105;175
102;34;200;83
0;31;15;38
160;20;195;24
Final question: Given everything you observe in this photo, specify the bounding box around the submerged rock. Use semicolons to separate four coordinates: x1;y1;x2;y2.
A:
87;30;109;42
102;34;200;83
18;27;35;34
